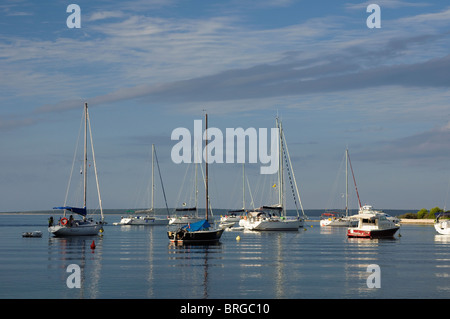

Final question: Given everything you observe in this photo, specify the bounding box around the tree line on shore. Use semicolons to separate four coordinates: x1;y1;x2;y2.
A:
399;207;448;219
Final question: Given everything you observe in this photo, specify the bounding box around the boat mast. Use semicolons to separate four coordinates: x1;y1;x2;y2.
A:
345;148;349;217
205;113;209;221
242;163;245;210
151;144;155;212
83;102;88;213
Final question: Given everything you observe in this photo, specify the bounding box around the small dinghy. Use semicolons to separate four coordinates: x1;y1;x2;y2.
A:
22;231;43;238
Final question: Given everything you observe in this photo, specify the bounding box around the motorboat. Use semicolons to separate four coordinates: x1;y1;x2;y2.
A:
347;211;400;238
434;213;450;235
359;205;400;224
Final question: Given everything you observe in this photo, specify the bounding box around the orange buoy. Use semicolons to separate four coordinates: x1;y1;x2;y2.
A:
90;240;96;249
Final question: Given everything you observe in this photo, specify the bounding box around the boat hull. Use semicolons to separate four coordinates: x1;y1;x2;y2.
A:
347;226;399;238
240;217;303;231
320;218;357;227
167;228;224;244
119;217;169;225
49;223;103;237
435;221;450;235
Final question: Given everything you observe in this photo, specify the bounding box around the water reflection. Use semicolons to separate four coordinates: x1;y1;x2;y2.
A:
47;235;103;298
168;243;222;298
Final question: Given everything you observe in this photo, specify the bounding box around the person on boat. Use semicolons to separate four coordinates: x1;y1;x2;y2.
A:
69;215;74;227
48;216;53;227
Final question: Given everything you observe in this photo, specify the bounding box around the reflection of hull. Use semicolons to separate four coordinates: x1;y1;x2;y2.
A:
347;226;399;238
119;217;169;225
49;222;102;237
167;228;224;244
435;221;450;235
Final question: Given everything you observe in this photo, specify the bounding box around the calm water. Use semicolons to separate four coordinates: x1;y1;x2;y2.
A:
1;213;449;299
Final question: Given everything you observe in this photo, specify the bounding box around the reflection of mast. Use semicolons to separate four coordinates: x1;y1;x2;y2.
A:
203;247;209;298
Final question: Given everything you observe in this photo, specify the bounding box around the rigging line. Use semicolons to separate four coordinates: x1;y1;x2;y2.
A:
281;126;306;218
347;151;362;209
63;106;85;215
153;146;171;218
87;106;103;220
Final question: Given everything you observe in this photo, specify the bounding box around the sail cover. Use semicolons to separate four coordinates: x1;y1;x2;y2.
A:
53;206;87;216
182;219;211;232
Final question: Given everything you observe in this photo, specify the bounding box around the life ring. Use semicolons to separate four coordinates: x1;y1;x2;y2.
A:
61;217;68;226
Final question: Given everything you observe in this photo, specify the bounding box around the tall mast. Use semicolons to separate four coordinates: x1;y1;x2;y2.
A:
242;163;245;210
83;102;88;210
151;144;155;211
205;113;209;221
345;148;349;216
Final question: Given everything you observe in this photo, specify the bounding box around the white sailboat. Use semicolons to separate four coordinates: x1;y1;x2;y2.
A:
48;103;105;237
321;149;357;227
434;213;450;235
169;147;204;225
219;164;250;229
240;117;306;231
118;144;169;225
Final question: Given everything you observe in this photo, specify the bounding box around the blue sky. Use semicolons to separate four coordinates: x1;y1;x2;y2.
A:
1;0;450;212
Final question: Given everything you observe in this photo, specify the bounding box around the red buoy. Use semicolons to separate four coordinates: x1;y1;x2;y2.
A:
90;240;96;249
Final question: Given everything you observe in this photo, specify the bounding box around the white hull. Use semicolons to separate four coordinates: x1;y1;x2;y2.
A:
435;220;450;235
49;222;102;237
320;217;357;227
240;216;303;231
169;216;204;225
118;216;169;225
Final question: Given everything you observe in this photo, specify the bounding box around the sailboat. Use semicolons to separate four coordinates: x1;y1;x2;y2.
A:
239;117;306;231
48;103;105;237
167;113;224;243
118;144;170;225
320;149;357;227
219;164;248;229
169;145;204;225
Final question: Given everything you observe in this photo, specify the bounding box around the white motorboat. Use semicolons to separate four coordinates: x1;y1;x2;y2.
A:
240;117;306;231
48;103;105;237
434;213;450;235
359;205;400;224
347;211;400;238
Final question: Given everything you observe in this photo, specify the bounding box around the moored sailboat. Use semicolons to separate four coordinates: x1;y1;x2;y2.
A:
434;212;450;235
118;144;170;225
239;117;306;231
48;103;105;237
167;113;224;243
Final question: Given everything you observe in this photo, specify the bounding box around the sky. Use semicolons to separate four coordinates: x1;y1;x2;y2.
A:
1;0;450;212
